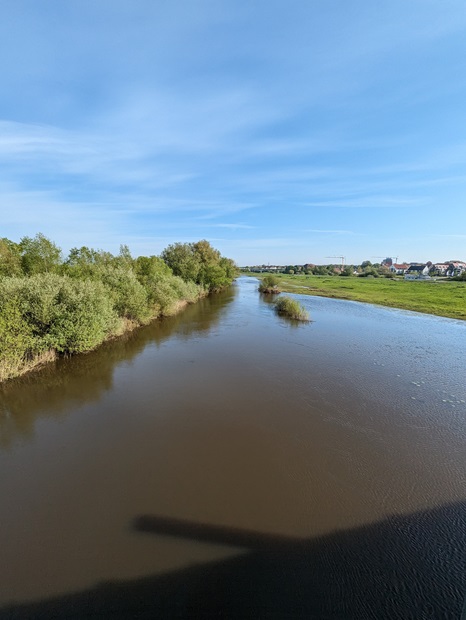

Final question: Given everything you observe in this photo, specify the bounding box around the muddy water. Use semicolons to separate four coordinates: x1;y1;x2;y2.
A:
1;277;465;618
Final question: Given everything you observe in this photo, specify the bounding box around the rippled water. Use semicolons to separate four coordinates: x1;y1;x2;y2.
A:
1;277;465;618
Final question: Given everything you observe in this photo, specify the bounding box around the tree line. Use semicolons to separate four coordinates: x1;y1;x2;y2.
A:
243;261;396;278
0;234;237;382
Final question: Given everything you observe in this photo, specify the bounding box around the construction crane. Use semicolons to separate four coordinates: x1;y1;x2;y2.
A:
326;256;346;267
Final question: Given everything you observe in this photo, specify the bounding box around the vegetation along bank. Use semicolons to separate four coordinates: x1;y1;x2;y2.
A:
0;234;237;382
251;273;466;321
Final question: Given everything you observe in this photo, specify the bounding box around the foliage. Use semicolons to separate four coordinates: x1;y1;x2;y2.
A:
259;275;280;293
134;255;172;285
99;265;151;323
161;242;202;283
358;266;380;277
64;246;114;279
0;275;119;381
339;266;354;277
0;238;22;277
19;233;62;275
275;296;309;321
0;234;235;381
162;239;237;291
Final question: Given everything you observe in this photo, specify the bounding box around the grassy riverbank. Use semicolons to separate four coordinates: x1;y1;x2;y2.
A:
0;235;238;383
251;273;466;320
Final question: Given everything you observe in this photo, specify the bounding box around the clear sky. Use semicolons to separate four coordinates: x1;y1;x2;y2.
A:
1;1;465;265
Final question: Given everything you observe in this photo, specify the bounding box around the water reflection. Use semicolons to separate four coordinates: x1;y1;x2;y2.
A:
0;277;465;613
0;287;235;449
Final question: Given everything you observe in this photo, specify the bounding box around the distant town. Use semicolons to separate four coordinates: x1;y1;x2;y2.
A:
241;258;466;280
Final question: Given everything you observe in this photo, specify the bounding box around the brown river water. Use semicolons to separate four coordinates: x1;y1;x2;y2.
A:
1;276;465;618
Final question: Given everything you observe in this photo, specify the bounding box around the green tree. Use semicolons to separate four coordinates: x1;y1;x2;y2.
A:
134;255;172;285
19;233;62;275
161;242;202;283
0;238;22;277
339;266;353;277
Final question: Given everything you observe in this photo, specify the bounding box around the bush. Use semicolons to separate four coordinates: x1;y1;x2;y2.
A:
259;275;280;293
275;296;309;321
146;275;180;315
169;276;203;304
0;287;34;380
0;274;119;380
1;235;237;381
47;278;118;352
99;265;151;323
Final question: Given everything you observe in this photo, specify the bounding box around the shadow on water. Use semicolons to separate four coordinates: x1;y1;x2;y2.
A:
2;501;465;619
0;287;236;449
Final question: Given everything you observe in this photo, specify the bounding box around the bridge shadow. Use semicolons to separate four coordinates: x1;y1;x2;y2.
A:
2;501;465;619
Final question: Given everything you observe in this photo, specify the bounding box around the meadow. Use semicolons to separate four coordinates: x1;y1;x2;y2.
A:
252;273;466;321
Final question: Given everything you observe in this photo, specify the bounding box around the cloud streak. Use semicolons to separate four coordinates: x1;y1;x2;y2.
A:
1;1;465;263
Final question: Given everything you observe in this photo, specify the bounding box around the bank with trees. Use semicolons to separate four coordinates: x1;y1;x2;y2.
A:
0;234;237;382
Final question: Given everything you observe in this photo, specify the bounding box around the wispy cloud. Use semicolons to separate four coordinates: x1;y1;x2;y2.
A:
1;1;466;263
207;223;256;229
305;229;358;235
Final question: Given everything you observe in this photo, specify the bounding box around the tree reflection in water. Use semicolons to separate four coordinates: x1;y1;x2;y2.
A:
0;288;234;449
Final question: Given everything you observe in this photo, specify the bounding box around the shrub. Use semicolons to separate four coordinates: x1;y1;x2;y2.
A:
47;278;118;352
99;265;151;323
0;288;34;381
146;275;180;315
259;275;280;293
169;276;203;303
0;274;119;380
0;274;118;352
275;296;309;321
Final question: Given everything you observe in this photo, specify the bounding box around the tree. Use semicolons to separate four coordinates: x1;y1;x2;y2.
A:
134;255;172;284
192;240;238;291
340;266;353;277
19;233;62;275
161;240;237;291
116;244;133;270
0;238;22;277
161;243;201;283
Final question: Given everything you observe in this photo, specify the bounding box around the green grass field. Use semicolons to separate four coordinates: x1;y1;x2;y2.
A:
250;273;466;320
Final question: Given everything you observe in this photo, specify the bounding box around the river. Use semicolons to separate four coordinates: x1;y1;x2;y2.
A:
1;276;465;618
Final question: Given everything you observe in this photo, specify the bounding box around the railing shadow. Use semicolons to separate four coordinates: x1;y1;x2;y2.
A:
2;500;465;619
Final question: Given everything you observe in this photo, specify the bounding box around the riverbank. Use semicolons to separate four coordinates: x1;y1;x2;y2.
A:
250;273;466;320
0;293;198;384
0;235;238;384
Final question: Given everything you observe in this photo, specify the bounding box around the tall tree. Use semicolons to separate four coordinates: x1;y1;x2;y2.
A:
161;243;201;283
19;233;62;275
0;238;22;277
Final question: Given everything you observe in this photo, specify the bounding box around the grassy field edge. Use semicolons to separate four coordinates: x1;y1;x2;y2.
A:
249;274;466;321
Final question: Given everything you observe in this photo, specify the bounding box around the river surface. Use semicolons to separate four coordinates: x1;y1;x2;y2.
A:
1;277;465;618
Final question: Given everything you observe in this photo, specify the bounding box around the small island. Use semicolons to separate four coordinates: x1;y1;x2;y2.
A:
258;275;281;294
275;296;310;321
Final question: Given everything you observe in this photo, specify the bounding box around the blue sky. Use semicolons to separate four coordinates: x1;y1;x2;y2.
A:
1;1;466;265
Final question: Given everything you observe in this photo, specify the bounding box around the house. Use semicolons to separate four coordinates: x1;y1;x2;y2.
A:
446;261;466;277
404;262;433;280
390;263;409;275
433;263;449;275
